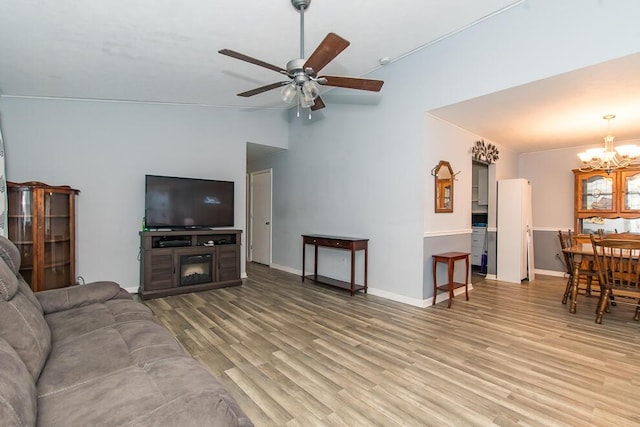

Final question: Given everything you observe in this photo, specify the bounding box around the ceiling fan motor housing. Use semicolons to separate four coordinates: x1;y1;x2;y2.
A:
291;0;311;11
286;58;310;84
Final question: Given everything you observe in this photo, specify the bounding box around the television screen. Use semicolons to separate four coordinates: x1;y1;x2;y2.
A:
145;175;234;229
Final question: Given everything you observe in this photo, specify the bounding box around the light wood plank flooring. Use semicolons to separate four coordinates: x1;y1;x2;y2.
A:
143;263;640;426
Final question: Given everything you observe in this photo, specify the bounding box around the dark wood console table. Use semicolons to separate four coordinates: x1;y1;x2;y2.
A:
301;234;369;296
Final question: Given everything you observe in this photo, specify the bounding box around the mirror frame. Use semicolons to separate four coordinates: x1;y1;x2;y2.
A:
434;160;454;213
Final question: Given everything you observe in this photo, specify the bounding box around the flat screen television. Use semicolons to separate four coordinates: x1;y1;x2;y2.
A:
145;175;234;229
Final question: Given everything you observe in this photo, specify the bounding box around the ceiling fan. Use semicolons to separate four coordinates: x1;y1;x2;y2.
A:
218;0;384;116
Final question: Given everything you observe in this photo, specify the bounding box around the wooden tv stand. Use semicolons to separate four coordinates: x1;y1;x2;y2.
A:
138;229;242;299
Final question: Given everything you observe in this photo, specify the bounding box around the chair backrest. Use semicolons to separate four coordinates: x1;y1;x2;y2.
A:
558;229;574;275
590;234;640;293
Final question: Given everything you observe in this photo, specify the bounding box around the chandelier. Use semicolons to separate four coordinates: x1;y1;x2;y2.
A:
578;114;640;174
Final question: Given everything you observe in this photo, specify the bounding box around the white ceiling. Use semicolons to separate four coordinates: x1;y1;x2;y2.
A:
0;0;638;154
430;52;640;153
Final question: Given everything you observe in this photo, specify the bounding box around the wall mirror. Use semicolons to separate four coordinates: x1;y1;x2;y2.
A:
433;160;454;213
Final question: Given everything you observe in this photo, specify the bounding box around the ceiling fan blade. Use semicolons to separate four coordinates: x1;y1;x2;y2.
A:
219;49;287;74
311;96;326;111
319;75;384;92
304;33;350;75
238;81;289;97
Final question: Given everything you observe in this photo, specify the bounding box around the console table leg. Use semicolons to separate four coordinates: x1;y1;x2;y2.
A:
364;246;368;294
350;248;356;296
432;257;438;306
447;259;455;308
302;242;306;282
313;244;318;280
465;255;470;301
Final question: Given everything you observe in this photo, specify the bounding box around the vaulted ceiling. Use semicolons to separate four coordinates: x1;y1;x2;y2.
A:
0;0;638;154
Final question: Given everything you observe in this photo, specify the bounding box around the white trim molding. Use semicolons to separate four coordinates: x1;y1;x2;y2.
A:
271;264;474;308
533;227;574;232
270;263;300;275
368;284;474;308
535;269;565;278
424;229;471;238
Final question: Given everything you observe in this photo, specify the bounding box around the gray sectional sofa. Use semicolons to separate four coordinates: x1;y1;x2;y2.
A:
0;236;252;427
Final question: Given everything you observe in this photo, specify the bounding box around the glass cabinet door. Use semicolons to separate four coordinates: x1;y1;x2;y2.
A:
577;172;616;213
7;188;35;285
621;170;640;212
43;191;72;289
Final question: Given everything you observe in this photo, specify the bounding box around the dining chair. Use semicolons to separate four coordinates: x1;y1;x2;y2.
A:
558;229;598;304
590;234;640;324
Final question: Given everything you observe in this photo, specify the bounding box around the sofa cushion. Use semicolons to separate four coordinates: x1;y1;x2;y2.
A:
35;281;124;314
37;319;185;396
0;261;51;381
38;357;250;427
18;276;44;314
0;337;37;427
44;298;156;342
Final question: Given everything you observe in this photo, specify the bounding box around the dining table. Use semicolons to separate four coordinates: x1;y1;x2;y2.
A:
562;235;640;314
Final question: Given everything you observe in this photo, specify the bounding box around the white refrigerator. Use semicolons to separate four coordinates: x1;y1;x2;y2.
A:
497;178;535;283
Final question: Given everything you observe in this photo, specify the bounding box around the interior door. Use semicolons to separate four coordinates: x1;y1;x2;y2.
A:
250;169;272;265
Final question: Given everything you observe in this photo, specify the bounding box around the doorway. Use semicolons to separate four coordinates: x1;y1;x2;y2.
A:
471;160;489;281
249;169;272;266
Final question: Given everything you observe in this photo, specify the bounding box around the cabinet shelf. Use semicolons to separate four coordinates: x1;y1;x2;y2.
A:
45;237;71;243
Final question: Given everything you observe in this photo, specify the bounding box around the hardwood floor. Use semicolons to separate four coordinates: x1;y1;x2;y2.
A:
143;263;640;426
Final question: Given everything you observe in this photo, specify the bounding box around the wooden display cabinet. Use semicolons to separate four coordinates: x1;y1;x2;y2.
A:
139;229;242;299
574;168;640;234
7;181;79;292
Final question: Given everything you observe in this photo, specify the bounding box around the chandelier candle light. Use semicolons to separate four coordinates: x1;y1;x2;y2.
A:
578;114;640;174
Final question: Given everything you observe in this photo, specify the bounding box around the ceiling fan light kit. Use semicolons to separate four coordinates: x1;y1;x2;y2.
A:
219;0;384;118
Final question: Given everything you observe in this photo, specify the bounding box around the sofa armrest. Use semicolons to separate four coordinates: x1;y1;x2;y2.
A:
35;281;131;314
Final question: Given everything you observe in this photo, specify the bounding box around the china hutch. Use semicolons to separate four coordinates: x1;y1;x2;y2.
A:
7;181;79;292
574;168;640;234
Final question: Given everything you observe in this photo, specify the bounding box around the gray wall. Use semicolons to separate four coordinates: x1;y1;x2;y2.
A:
533;230;566;274
423;234;471;299
1;97;287;290
252;0;640;303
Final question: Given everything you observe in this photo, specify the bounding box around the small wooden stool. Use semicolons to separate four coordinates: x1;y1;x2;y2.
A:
432;252;470;308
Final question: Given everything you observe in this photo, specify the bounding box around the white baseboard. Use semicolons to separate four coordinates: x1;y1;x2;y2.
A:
534;268;566;278
366;287;427;307
264;263;475;308
270;263;300;275
368;284;474;308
